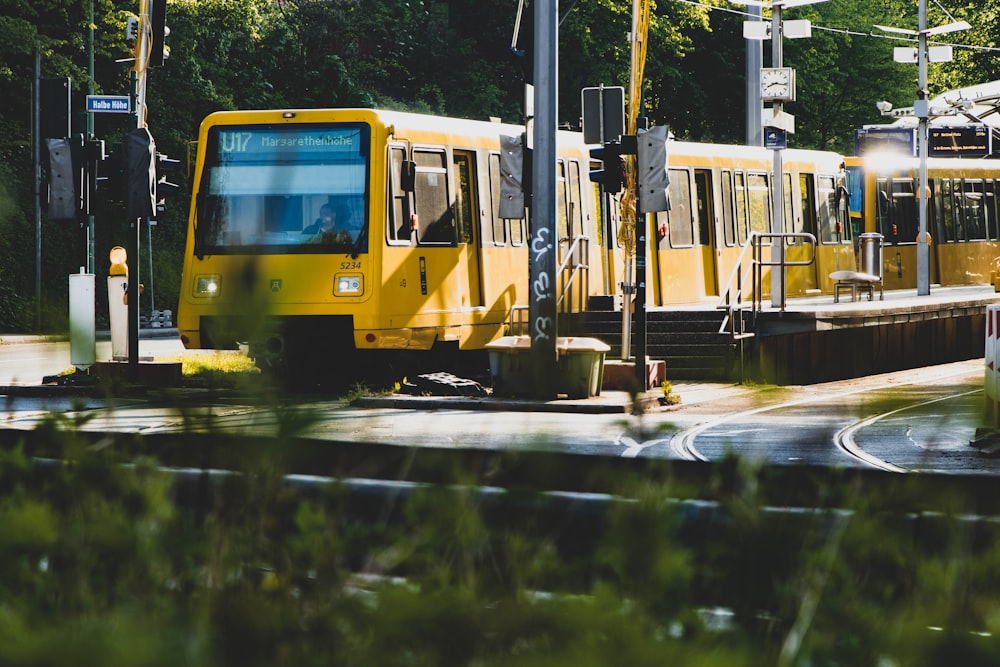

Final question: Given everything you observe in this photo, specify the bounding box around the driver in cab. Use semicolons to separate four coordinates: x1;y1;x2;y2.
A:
303;203;361;244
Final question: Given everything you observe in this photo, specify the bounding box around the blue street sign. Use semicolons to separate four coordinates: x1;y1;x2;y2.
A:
86;95;130;114
764;127;787;150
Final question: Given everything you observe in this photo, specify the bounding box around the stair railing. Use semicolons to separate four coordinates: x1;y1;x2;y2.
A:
506;235;591;336
716;231;817;338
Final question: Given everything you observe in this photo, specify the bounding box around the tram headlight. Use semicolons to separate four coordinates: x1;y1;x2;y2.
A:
194;275;220;297
335;274;363;296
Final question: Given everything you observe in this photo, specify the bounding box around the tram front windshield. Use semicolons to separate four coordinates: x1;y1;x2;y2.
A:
195;123;370;255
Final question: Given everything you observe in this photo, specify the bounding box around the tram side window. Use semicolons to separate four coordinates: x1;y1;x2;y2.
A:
783;172;796;236
413;149;454;245
894;179;918;243
388;146;410;243
488;152;526;246
936;178;955;242
878;178;917;244
962;179;987;241
988;180;1000;241
487;153;506;246
721;170;736;247
735;171;749;245
747;172;770;235
664;168;693;248
816;175;842;244
556;160;570;240
568;160;583;238
452;151;475;245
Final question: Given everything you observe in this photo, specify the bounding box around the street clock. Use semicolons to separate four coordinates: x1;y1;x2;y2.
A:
761;67;796;102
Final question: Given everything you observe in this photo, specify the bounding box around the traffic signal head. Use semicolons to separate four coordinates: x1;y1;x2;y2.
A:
45;135;84;220
149;0;169;67
123;127;156;220
637;125;670;214
154;152;182;211
499;133;527;219
589;141;624;194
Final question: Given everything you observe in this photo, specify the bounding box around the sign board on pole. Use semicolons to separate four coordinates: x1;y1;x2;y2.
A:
86;95;131;114
854;127;916;156
928;124;992;158
764;128;786;150
581;86;625;145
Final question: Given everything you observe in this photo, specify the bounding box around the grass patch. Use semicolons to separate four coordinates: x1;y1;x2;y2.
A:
156;350;261;388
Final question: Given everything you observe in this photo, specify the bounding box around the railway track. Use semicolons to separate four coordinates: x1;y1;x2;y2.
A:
669;362;985;470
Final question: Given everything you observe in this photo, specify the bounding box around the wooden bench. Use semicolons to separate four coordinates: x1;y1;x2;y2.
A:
830;270;883;303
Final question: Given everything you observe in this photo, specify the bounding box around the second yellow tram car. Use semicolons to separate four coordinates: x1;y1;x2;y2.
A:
845;153;1000;289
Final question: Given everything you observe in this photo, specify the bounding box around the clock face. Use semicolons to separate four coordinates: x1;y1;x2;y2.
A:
761;67;795;101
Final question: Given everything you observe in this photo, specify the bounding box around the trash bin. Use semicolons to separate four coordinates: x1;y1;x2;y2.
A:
486;336;610;398
858;233;883;277
486;335;533;396
556;337;610;399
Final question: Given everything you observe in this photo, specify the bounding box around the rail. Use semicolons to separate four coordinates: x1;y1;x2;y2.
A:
716;232;817;339
507;236;591;336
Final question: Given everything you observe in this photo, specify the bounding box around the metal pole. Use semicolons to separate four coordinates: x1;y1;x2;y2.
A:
87;0;95;274
147;220;155;312
746;4;763;147
128;69;141;375
770;5;785;309
34;50;42;332
916;0;931;296
530;0;558;399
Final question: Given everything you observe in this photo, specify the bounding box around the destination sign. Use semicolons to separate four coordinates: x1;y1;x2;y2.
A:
928;125;992;158
215;126;366;162
86;95;130;113
854;127;915;156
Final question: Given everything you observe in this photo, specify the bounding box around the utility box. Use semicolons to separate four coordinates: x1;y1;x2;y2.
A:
487;336;610;399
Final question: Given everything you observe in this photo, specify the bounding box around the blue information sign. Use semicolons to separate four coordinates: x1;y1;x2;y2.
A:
86;95;131;114
764;128;786;150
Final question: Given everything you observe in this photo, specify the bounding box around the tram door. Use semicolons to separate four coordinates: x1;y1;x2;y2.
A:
451;150;484;309
694;170;719;297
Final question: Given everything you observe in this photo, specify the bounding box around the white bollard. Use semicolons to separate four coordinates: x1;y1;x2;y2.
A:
108;246;129;361
986;304;1000;428
69;269;96;369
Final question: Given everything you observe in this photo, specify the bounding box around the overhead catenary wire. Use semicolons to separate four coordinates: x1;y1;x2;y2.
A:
670;0;1000;54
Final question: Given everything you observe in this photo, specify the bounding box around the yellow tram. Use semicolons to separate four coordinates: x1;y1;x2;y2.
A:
176;108;600;378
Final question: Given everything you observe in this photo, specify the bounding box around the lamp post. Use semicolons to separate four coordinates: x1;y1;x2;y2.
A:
875;2;970;296
731;0;829;309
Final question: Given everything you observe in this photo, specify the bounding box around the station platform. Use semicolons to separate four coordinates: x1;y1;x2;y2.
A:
721;283;997;384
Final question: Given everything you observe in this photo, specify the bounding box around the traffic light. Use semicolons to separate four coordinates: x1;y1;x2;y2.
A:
154;152;181;211
123;127;156;220
95;142;124;203
45;134;84;220
499;133;527;219
149;0;169;67
83;138;106;214
636;125;670;214
589;140;624;194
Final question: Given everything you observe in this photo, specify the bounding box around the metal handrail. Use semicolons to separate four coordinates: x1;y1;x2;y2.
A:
506;235;591;335
716;231;817;336
556;236;590;311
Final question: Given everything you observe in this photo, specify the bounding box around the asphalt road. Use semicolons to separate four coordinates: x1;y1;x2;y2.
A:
0;335;995;474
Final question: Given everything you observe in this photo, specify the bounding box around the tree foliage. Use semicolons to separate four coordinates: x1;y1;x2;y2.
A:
0;0;996;330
